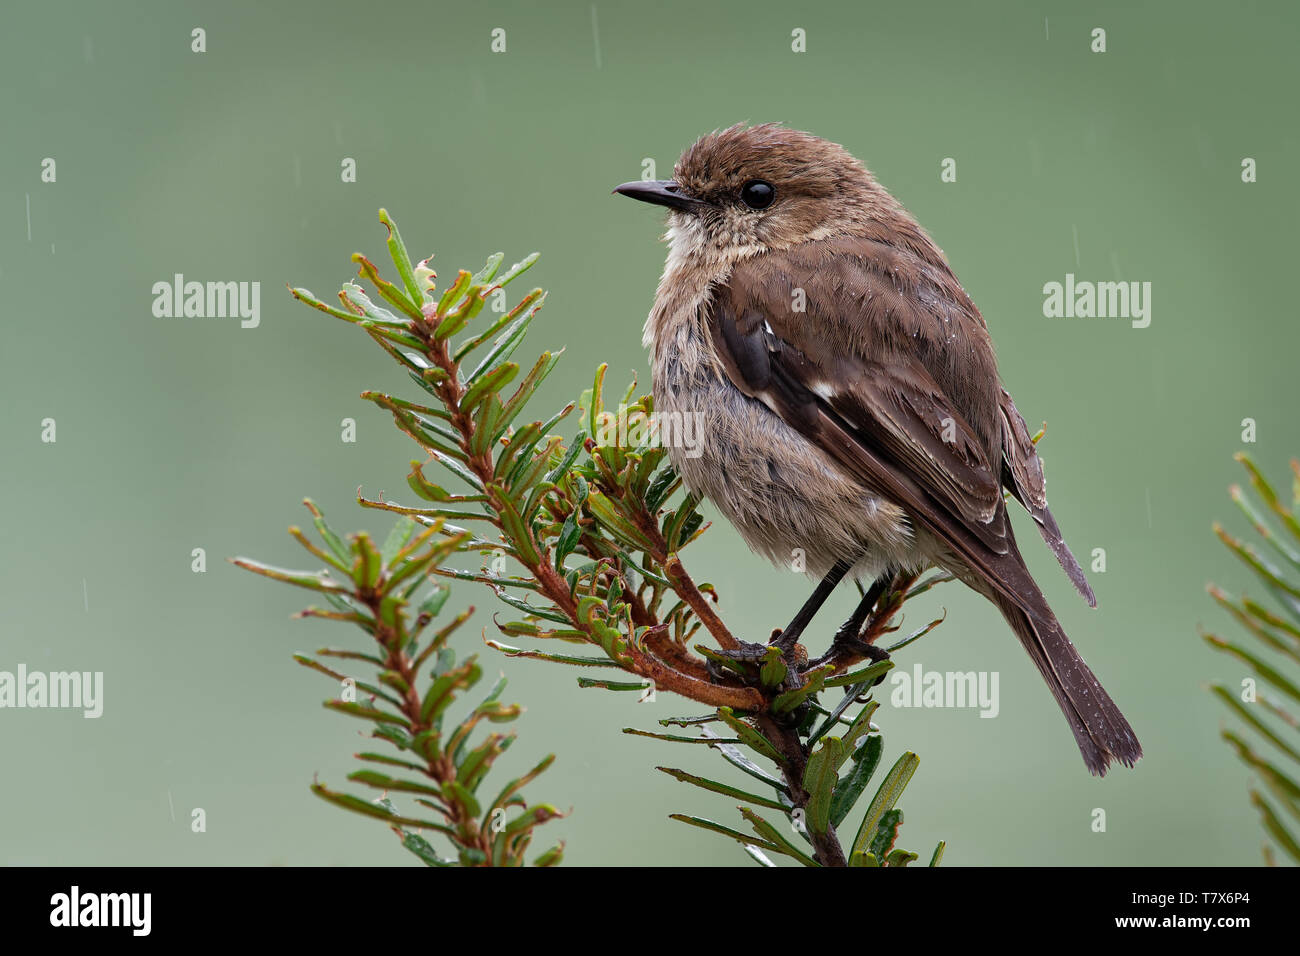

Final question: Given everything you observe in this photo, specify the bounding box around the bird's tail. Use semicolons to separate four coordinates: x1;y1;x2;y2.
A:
989;589;1142;776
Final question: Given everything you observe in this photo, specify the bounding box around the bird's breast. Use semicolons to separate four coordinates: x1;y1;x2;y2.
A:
648;285;919;579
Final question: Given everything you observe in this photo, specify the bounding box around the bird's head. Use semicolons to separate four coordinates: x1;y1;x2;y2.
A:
614;123;898;261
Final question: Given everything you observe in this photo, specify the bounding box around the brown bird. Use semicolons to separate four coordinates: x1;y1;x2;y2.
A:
614;123;1141;776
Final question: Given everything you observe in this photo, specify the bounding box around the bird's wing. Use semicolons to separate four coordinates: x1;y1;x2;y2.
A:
997;388;1096;606
707;239;1085;619
712;295;1007;548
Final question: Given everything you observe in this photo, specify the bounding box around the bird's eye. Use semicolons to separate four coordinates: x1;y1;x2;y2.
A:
739;180;775;210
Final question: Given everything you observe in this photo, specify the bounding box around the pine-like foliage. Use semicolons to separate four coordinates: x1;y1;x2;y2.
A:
237;210;948;866
1207;453;1300;864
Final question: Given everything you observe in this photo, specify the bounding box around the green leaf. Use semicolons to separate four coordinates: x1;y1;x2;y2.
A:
494;253;540;288
624;727;741;745
435;269;472;321
466;302;542;383
289;286;375;325
229;557;346;593
361;321;425;349
424;449;484;493
742;844;778;867
484;753;556;823
1237;453;1300;546
347;769;442;796
495;422;543;479
303;499;351;565
663;492;703;551
555;512;582;567
802;736;846;837
668;814;783;855
824;660;894;688
1222;730;1300;810
455;288;545;362
461;362;518;415
507;438;562;501
881;612;947;655
379;209;425;307
352;252;422;321
420;658;482;724
417;585;451;620
457;734;511;794
495;350;563;441
1211;587;1300;667
502;803;562;835
716;708;785;765
486;641;625;668
442;779;481;819
657;767;788;811
929;841;947;867
738;808;819;867
852;751;919;858
372;723;414;750
545;433;586;485
350;532;382;590
472;252;505;286
1251;790;1300;863
759;647;789;691
1209;683;1300;763
577;677;653;691
587;364;607;436
381;516;419;566
293;654;349;684
532;843;565;867
810;691;878;750
401;831;454;867
367;394;468;461
644;466;680;512
699;726;790;793
772;665;832;715
487;586;571;624
310;782;453;834
1206;633;1300;706
586;489;657;552
1216;523;1300;602
354;752;429;774
868;806;904;861
324;700;408;725
496;496;542;566
830;732;884;827
340;282;403;324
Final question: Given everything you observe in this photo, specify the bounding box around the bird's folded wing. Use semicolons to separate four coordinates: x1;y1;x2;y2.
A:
998;388;1097;606
706;250;1050;618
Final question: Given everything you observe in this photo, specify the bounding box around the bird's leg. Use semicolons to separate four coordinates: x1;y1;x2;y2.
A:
771;558;853;653
832;575;892;652
807;569;896;670
706;559;854;685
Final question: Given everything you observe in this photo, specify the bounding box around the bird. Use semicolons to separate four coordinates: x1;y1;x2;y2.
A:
613;123;1141;776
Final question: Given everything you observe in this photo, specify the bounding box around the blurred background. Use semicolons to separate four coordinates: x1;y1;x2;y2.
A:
2;0;1297;865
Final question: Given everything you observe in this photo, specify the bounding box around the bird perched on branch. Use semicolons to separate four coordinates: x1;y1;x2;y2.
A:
614;123;1141;776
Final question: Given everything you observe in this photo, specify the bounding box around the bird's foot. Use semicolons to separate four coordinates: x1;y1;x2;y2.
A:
807;622;891;675
705;629;806;692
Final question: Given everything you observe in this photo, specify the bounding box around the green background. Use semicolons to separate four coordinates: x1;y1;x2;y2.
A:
2;0;1296;866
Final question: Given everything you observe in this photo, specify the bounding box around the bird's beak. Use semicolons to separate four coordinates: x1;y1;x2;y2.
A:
612;180;707;212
